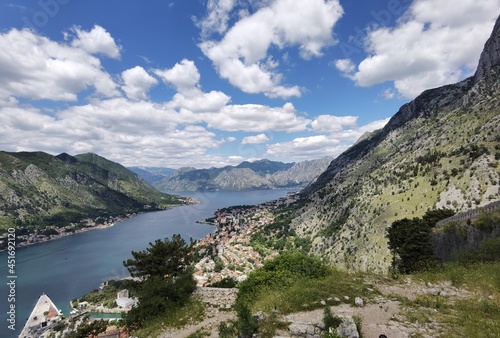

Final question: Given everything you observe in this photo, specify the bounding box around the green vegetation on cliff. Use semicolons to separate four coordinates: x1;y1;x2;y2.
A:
0;151;186;235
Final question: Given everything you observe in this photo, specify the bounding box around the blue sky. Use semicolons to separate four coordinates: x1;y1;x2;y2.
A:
0;0;498;168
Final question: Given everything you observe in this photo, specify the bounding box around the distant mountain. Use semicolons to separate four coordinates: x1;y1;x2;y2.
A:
128;166;175;185
236;159;294;174
0;151;186;230
290;16;500;273
153;157;333;192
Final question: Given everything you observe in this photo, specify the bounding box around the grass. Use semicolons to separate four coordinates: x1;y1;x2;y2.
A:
399;261;500;338
414;261;500;296
132;297;205;338
250;269;377;314
257;311;290;338
186;328;211;338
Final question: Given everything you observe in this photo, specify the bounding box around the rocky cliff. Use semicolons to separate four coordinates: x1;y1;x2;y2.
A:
293;15;500;273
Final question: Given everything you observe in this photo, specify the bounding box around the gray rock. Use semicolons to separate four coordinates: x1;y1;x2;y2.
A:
354;297;364;307
336;317;359;338
289;323;319;337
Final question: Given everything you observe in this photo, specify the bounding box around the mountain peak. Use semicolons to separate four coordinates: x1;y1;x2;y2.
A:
474;15;500;83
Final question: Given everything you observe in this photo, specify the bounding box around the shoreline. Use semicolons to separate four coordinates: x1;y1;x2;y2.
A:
12;213;138;251
3;200;199;252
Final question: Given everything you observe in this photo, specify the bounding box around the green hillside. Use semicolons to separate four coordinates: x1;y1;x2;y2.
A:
0;151;186;233
290;17;500;273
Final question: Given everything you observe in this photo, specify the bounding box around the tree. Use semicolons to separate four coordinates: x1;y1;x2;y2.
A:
387;209;454;273
422;208;455;227
123;234;193;278
122;234;196;327
65;319;107;338
387;218;435;273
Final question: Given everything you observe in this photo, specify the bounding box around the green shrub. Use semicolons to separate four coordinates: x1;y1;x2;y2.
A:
237;251;328;307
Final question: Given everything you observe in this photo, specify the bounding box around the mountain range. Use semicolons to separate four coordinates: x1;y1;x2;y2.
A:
151;157;333;192
0;152;185;230
128;166;175;185
291;15;500;273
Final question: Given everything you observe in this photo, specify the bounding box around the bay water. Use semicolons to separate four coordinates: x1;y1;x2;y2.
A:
0;189;292;337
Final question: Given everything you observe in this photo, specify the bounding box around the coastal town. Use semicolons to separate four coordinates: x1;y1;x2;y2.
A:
193;192;300;286
1;214;135;250
17;192;300;337
0;197;198;251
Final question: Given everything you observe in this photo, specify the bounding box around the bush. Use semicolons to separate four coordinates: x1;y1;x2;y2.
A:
237;251;328;307
210;277;237;288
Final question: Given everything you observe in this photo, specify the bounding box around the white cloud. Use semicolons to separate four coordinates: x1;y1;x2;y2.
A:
358;118;390;134
154;59;201;94
70;25;121;59
154;59;231;113
0;28;119;101
310;115;358;134
266;117;391;162
197;0;236;37
121;66;158;100
169;91;231;114
266;135;347;161
381;88;397;99
199;0;343;98
205;102;310;132
334;58;356;78
153;59;310;133
242;133;270;144
0;99;224;168
336;0;500;98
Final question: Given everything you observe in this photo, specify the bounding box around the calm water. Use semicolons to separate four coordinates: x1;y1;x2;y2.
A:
0;190;292;337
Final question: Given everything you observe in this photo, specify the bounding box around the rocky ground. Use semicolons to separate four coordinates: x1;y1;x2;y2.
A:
158;277;473;338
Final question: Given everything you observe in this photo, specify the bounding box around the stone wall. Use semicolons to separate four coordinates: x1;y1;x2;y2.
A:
433;224;500;261
435;200;500;227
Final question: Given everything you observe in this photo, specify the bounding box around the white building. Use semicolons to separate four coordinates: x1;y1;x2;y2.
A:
116;289;135;308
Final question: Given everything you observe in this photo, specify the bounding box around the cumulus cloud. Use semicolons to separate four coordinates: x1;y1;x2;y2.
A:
205;102;310;132
155;59;310;133
266;117;390;161
154;59;201;94
310;115;358;134
335;0;500;98
121;66;158;100
266;135;346;161
0;98;224;168
242;133;270;144
199;0;343;98
70;25;121;59
0;27;119;101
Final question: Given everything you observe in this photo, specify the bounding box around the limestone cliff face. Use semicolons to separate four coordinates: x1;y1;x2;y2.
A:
475;16;500;83
294;15;500;273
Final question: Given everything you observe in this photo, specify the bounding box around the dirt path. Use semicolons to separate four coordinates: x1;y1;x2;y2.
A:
158;311;236;338
157;279;471;337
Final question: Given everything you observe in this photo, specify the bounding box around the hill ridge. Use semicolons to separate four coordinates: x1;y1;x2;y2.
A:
293;15;500;273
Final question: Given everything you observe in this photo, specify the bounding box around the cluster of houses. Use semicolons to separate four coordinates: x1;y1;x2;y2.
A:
193;192;300;286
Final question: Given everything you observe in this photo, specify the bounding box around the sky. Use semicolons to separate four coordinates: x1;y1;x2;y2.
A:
0;0;499;168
